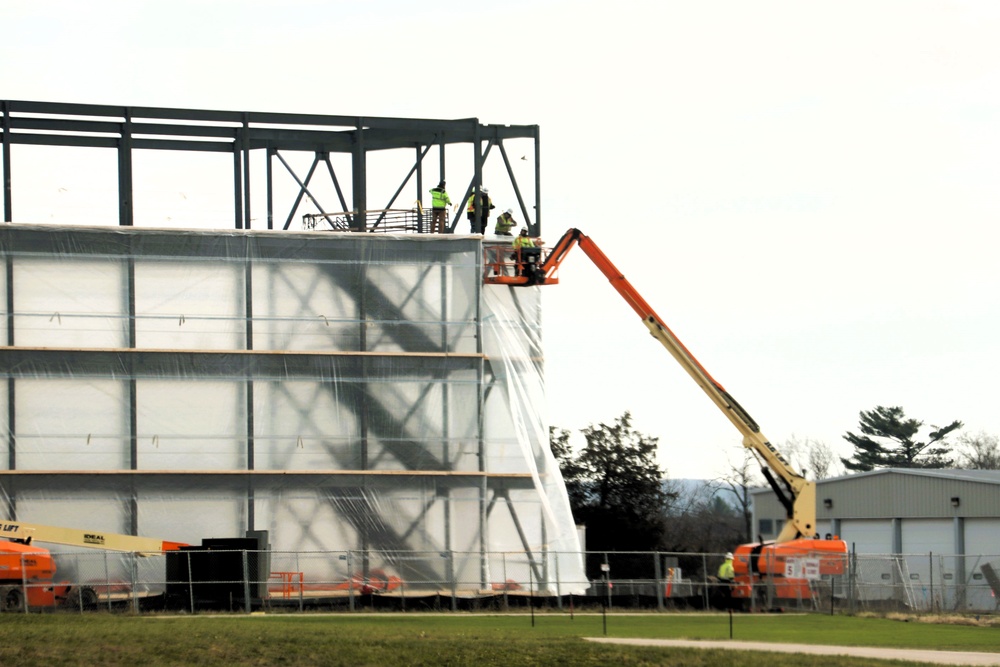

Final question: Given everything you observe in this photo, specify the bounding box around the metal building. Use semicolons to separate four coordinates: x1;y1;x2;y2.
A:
752;468;1000;610
0;101;586;597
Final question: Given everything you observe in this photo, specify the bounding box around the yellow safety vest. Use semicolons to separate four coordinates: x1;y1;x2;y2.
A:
495;213;515;234
430;187;450;208
468;193;492;213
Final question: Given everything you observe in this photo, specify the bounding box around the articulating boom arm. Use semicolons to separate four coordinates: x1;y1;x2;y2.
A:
0;521;188;553
538;229;816;543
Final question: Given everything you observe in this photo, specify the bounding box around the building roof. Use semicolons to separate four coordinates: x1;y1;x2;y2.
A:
820;468;1000;485
751;468;1000;496
752;467;1000;520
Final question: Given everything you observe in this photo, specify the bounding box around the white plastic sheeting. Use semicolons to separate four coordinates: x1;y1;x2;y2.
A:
0;224;585;595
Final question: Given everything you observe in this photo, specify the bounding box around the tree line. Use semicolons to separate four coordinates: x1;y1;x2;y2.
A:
550;405;997;579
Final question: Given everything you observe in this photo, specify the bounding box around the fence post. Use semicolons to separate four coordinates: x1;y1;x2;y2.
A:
72;552;81;613
701;553;709;611
449;550;457;612
20;552;28;614
929;551;934;614
502;552;508;610
242;550;251;614
555;552;562;610
187;551;195;614
130;552;139;614
103;551;111;612
848;544;855;614
604;553;614;608
830;572;835;616
347;551;355;612
529;560;534;625
76;554;85;613
654;552;663;611
296;551;303;613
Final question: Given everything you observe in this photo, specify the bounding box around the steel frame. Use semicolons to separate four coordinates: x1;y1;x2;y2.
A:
0;100;542;236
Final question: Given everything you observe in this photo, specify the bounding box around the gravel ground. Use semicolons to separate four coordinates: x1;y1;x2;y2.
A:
585;637;1000;666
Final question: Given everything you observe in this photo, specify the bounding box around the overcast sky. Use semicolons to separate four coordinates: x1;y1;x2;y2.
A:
4;1;1000;480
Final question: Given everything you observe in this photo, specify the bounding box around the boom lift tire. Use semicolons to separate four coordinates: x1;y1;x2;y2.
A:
65;586;99;610
0;585;24;612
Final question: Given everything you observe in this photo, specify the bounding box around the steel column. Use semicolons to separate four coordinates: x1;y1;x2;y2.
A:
352;118;366;232
1;100;10;222
242;114;251;229
117;109;133;226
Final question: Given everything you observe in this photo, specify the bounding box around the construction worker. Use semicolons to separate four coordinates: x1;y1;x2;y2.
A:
716;551;735;609
466;187;494;234
494;208;517;236
718;552;735;583
512;227;540;278
428;180;451;234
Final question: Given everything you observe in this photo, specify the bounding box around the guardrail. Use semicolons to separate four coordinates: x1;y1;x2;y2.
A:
301;209;425;233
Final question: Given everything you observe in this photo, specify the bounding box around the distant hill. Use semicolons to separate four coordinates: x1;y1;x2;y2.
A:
664;478;741;510
665;478;719;495
669;478;713;492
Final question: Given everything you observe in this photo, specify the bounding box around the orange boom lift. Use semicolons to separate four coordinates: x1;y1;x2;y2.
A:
486;228;847;607
0;521;187;610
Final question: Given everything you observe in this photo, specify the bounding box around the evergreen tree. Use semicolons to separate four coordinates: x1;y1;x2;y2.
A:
841;405;962;472
549;411;673;577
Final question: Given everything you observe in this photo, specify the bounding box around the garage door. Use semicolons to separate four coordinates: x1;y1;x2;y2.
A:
901;519;955;609
839;519;892;554
902;519;954;555
963;519;1000;612
839;519;894;603
965;519;1000;558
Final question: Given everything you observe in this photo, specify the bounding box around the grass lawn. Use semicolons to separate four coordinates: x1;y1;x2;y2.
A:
1;612;997;666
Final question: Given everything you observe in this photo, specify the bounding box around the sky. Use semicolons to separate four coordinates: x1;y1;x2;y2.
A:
3;0;1000;481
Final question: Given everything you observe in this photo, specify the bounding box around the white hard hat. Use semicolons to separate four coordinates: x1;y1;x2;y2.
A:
725;552;733;559
481;187;488;194
505;208;513;215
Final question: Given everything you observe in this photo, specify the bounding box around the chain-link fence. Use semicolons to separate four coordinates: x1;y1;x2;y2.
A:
848;552;1000;614
1;547;997;614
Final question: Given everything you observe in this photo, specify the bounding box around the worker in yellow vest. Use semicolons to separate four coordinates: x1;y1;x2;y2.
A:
716;552;735;609
494;208;517;236
718;552;735;583
512;227;539;277
428;180;451;233
466;188;494;233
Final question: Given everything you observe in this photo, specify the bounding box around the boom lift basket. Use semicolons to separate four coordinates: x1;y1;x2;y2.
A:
483;242;558;286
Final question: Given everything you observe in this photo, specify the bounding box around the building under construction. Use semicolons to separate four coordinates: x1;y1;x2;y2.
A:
0;101;585;597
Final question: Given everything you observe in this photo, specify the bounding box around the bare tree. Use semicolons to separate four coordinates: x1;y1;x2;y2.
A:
782;434;840;480
660;480;743;568
780;435;806;475
956;431;1000;470
719;449;763;543
807;440;839;479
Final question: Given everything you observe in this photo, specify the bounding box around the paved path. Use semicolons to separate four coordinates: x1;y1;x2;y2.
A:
585;637;1000;666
